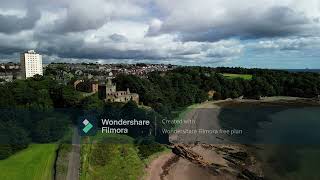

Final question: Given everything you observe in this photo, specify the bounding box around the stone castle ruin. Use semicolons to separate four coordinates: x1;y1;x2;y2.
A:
99;79;139;104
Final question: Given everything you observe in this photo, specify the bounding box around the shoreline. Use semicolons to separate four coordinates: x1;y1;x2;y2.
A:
215;96;320;107
144;96;319;180
145;100;256;180
143;151;176;180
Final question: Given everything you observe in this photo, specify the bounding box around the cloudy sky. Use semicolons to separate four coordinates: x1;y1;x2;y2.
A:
0;0;320;68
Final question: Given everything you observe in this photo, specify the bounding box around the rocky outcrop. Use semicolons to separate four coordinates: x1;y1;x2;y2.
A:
172;145;225;175
171;144;264;180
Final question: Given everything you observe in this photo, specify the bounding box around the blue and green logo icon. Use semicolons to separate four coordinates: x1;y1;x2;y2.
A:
82;119;93;133
78;115;97;136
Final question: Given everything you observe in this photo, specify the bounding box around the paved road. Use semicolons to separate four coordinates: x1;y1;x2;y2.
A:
66;127;80;180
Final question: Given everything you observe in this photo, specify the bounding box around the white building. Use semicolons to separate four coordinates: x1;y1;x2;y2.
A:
20;50;43;79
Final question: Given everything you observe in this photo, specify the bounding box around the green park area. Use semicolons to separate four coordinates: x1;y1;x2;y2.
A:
80;132;168;180
0;144;57;180
222;73;253;80
80;133;144;180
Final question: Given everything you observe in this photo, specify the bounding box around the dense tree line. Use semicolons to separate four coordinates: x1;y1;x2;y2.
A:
114;72;208;119
75;81;93;93
0;77;81;159
0;75;167;159
115;67;320;118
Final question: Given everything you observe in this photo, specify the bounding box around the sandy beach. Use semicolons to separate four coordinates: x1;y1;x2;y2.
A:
144;101;239;180
143;99;275;180
144;152;176;180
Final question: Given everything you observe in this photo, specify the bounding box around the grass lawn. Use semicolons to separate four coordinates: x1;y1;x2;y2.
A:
80;134;144;180
0;144;58;180
222;73;252;80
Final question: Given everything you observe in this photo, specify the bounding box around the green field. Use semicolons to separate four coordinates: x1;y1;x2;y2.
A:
80;134;144;180
222;73;252;80
0;144;58;180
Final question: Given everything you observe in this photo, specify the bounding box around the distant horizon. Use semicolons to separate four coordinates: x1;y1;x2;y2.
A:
1;52;320;69
0;60;320;70
2;60;320;71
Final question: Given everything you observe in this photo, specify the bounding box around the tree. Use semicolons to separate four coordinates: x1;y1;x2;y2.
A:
0;122;30;159
32;114;68;143
32;74;45;81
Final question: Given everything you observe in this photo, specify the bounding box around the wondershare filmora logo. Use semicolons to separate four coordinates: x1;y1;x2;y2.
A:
82;119;93;134
78;115;97;136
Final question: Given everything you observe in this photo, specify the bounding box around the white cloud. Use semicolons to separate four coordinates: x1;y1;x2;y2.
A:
149;0;320;41
248;36;320;50
0;0;319;67
147;18;163;36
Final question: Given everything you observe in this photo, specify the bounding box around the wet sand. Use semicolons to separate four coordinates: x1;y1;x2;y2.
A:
169;101;228;144
144;152;176;180
145;101;238;180
164;158;233;180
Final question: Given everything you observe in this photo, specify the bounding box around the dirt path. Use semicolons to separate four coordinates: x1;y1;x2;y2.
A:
66;127;80;180
144;152;176;180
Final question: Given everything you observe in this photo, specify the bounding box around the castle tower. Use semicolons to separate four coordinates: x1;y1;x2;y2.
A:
106;78;116;95
107;78;112;86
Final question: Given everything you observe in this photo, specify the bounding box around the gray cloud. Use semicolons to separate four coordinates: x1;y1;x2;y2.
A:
149;1;320;41
109;34;128;42
0;9;41;34
34;33;85;57
179;7;310;41
0;0;319;67
51;6;108;33
46;0;147;33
